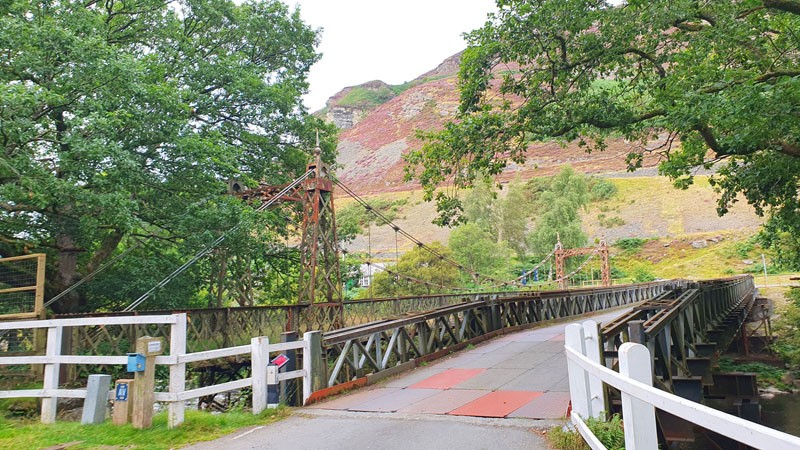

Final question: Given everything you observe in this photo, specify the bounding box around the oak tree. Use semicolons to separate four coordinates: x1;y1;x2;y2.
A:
0;0;335;312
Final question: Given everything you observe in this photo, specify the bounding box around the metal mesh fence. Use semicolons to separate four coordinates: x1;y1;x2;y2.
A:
0;255;44;317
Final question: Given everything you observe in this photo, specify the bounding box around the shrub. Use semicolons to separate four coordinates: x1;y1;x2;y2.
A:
590;179;618;201
615;237;646;252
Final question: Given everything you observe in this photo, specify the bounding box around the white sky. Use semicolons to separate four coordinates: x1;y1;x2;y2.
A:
290;0;497;111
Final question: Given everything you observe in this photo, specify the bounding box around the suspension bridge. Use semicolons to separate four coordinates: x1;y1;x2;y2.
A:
0;146;795;448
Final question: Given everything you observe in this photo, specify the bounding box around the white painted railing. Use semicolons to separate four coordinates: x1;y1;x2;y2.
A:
565;320;800;450
0;314;316;428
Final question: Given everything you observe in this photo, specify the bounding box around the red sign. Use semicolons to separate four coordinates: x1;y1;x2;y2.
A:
270;353;290;369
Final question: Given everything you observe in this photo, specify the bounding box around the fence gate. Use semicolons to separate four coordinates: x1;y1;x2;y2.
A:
0;254;46;383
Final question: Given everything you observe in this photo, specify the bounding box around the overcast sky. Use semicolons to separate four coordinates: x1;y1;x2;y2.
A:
290;0;497;111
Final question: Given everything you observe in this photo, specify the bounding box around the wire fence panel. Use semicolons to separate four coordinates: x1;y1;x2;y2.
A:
0;254;45;319
0;255;46;384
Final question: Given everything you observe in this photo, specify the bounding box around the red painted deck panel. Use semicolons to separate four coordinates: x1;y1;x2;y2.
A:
448;391;542;418
409;368;486;390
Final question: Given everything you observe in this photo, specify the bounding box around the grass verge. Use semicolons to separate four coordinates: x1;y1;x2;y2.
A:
0;407;289;450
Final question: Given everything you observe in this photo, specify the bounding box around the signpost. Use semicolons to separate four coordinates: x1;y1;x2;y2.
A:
131;336;163;429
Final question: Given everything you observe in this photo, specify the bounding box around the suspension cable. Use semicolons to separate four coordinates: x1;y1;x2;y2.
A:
332;177;510;286
122;169;315;312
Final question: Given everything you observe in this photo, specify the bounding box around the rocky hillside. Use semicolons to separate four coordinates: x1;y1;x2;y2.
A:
325;52;663;195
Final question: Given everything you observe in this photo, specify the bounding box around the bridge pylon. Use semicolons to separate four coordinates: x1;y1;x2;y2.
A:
236;142;343;330
554;239;610;289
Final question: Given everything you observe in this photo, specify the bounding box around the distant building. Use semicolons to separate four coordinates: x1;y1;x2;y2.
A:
358;263;386;287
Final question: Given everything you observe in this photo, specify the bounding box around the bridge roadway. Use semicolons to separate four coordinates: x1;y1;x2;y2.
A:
187;309;625;450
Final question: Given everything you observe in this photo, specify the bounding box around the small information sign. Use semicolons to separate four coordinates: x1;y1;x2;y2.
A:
115;383;129;401
270;353;290;369
147;340;161;354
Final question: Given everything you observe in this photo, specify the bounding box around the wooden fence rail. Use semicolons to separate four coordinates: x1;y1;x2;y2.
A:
0;314;319;428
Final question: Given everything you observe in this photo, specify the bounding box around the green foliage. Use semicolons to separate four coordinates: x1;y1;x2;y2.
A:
405;0;800;245
717;357;791;390
527;167;588;258
585;414;625;450
462;179;499;236
597;214;625;228
497;178;532;256
547;414;625;450
589;179;618;201
630;264;656;283
773;288;800;369
336;198;408;243
547;426;589;450
368;242;459;297
449;222;512;283
615;238;647;252
0;408;288;449
337;86;397;108
0;0;334;312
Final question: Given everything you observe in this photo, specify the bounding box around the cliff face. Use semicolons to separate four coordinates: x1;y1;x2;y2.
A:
323;80;396;129
327;52;661;195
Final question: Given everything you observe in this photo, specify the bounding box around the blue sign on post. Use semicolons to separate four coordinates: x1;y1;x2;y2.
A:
115;382;128;401
127;353;145;372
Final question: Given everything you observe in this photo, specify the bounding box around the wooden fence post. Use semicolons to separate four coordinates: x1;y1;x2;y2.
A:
251;336;269;414
619;342;658;449
41;325;63;424
582;320;606;418
565;323;592;419
168;313;186;428
131;336;163;429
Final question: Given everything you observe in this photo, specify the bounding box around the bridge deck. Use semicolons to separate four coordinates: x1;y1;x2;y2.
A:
309;309;623;420
187;311;627;450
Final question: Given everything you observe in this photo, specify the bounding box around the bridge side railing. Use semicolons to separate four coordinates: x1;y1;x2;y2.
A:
565;320;800;450
322;281;675;388
0;314;317;428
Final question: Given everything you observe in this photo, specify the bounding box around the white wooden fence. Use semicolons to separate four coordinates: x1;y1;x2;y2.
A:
565;320;800;450
0;314;315;428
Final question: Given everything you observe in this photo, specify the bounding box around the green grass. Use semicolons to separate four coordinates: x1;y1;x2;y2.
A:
0;407;289;449
717;357;792;390
547;414;625;450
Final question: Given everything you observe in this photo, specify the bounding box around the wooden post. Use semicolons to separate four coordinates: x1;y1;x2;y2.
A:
582;320;607;418
302;331;324;404
565;323;592;419
619;342;658;449
131;336;163;429
112;379;135;425
41;325;63;424
251;336;269;414
168;313;186;428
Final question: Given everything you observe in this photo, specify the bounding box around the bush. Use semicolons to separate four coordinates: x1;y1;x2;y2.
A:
590;179;618;201
615;237;646;252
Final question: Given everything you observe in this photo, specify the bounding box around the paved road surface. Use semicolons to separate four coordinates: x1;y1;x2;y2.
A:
186;309;624;450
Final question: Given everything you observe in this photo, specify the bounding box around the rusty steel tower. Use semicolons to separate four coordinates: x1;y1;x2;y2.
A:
236;143;343;313
554;238;610;289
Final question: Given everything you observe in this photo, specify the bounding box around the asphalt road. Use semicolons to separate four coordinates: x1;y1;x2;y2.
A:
184;408;556;450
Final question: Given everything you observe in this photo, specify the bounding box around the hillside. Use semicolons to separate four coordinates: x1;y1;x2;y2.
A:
325;53;765;279
327;52;663;195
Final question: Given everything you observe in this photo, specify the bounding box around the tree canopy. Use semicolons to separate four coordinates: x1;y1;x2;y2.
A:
405;0;800;240
366;242;459;297
0;0;336;312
